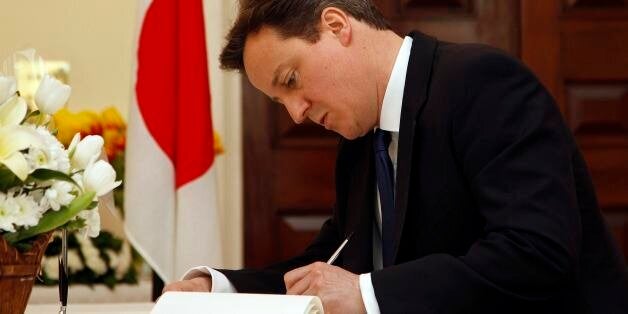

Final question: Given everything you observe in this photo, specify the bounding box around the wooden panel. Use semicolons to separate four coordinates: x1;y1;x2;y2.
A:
277;216;330;260
567;85;628;261
274;150;336;211
604;212;628;262
521;0;565;112
403;0;470;8
243;79;277;268
568;86;628;136
563;0;628;9
561;20;628;82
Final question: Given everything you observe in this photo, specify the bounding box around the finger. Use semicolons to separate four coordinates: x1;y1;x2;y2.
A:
162;281;193;293
284;263;315;289
286;275;312;295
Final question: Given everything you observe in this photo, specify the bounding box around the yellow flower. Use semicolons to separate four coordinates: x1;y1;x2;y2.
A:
53;108;102;146
100;107;125;131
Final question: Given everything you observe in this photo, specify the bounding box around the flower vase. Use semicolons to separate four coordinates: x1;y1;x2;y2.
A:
0;232;53;314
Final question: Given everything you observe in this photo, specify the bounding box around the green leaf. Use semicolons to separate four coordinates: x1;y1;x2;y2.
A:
0;166;21;190
3;191;96;244
29;168;80;189
64;218;86;232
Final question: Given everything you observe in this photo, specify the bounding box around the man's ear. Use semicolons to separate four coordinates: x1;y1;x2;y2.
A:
320;7;351;46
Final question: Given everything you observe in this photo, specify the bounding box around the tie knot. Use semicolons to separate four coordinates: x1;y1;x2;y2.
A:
373;129;391;152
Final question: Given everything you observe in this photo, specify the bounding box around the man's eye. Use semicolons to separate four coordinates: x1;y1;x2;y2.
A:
286;72;297;88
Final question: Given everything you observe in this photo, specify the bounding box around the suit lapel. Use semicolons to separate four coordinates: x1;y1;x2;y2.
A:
392;32;438;263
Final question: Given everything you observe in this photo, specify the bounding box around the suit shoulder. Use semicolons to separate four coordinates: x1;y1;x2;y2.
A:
436;42;534;82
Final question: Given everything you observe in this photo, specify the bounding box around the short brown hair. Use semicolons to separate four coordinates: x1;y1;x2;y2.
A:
219;0;391;71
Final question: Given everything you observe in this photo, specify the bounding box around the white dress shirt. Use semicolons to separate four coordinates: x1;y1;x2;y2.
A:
183;36;413;314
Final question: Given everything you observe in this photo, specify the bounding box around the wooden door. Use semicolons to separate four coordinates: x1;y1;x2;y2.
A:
242;0;520;267
521;0;628;261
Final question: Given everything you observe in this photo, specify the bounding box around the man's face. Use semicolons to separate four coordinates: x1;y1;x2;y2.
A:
243;26;379;140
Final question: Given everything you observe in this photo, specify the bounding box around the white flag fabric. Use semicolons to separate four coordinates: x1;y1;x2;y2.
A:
124;0;223;283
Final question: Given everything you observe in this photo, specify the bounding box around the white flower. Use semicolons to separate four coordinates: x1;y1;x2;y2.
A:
12;194;43;228
25;126;70;173
0;193;19;232
71;135;103;170
77;235;107;275
34;74;71;115
44;181;76;211
67;249;84;272
77;208;100;238
0;76;17;106
67;133;81;158
106;249;119;268
0;125;44;180
82;160;121;197
42;256;59;280
115;242;132;279
0;96;45;180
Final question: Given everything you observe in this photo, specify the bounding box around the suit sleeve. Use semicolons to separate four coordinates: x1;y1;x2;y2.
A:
371;49;581;313
216;216;341;294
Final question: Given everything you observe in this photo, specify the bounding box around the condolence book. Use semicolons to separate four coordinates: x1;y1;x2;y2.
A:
152;292;324;314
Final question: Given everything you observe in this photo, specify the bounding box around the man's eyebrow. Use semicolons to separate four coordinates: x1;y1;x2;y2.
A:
271;64;285;87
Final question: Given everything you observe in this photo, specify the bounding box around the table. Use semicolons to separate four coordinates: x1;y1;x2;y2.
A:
25;302;154;313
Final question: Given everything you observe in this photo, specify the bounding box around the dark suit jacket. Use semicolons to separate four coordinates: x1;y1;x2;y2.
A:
219;32;628;313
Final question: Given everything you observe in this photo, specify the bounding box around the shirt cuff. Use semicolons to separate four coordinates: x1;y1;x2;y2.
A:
181;266;238;293
359;273;381;314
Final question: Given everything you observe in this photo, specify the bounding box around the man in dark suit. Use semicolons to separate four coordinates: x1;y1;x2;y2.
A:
164;0;628;313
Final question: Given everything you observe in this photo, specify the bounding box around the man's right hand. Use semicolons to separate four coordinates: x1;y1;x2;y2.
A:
162;276;213;294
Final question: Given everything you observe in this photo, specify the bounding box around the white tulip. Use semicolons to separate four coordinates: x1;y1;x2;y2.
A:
67;133;81;157
0;76;17;105
71;135;103;170
34;74;71;115
82;160;121;197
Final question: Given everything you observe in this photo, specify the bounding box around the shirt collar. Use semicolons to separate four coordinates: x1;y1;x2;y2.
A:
378;36;413;133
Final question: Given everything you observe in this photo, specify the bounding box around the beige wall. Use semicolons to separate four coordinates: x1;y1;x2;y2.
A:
0;0;243;269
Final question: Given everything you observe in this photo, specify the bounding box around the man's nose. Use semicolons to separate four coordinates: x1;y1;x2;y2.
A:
284;99;309;124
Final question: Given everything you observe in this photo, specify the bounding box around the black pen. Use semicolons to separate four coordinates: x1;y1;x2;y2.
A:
326;232;354;264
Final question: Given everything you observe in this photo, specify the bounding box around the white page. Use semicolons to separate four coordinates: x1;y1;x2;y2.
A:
152;292;324;314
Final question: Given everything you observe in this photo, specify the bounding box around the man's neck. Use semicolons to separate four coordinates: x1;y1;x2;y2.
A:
361;29;404;126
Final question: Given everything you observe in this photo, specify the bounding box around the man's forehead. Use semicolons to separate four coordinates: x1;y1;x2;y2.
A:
243;27;291;90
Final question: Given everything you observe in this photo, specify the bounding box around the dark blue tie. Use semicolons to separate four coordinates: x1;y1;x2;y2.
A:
373;129;395;267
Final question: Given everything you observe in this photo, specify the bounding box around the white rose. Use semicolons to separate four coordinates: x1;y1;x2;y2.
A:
34;74;71;115
0;76;16;105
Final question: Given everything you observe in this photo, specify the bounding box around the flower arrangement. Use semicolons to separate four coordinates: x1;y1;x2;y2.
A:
53;107;126;212
0;73;120;248
34;106;139;288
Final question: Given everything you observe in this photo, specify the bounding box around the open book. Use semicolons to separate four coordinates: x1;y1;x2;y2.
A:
152;292;324;314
